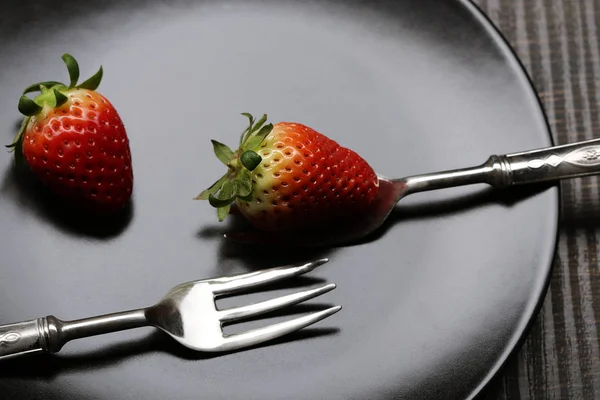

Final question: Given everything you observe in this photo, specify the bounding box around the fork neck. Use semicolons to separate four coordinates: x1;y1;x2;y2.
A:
399;155;510;195
42;308;149;353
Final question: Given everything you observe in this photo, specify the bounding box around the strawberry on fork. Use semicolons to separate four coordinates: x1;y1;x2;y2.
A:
222;137;600;246
196;113;379;231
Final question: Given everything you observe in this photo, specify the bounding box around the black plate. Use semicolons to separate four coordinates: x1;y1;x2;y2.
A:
0;1;558;399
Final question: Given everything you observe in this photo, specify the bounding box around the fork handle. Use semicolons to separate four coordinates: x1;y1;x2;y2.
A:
402;138;600;194
0;319;47;361
0;310;148;361
503;138;600;185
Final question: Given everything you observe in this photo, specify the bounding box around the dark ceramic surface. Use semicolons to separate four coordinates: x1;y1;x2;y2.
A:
0;1;558;399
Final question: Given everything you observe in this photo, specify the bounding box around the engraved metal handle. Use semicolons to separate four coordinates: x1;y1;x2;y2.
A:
402;138;600;195
0;310;148;361
504;138;600;184
0;319;47;361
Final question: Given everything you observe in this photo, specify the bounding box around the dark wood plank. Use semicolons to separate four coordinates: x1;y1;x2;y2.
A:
472;0;600;399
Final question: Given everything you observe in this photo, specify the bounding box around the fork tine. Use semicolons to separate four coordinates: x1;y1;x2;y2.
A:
216;306;342;352
219;283;336;322
211;258;329;295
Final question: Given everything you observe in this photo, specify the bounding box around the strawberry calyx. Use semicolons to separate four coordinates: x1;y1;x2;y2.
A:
195;113;273;221
6;53;104;163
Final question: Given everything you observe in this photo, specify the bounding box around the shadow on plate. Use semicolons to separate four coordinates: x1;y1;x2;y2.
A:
0;163;134;239
198;210;338;273
361;181;557;244
1;306;340;380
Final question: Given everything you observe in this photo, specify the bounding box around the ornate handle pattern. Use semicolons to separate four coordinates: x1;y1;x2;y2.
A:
0;332;22;345
504;139;600;185
0;319;48;361
401;138;600;195
0;310;148;361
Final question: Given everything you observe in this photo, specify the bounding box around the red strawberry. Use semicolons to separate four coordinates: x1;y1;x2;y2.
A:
196;113;379;231
7;54;133;213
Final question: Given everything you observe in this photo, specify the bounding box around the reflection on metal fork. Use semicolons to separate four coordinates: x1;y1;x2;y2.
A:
0;259;340;361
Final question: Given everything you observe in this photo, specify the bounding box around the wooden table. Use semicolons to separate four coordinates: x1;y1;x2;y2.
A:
471;1;600;399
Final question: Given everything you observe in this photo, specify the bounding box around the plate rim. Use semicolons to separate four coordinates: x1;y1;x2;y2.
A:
460;1;560;398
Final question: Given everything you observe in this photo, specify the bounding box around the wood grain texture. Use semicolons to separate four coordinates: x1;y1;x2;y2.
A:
472;0;600;399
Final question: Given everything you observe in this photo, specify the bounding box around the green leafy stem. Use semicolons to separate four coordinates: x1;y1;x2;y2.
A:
6;53;104;159
195;113;273;221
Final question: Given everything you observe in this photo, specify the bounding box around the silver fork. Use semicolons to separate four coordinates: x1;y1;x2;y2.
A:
0;259;340;361
226;138;600;246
